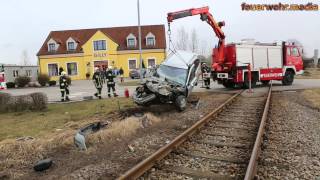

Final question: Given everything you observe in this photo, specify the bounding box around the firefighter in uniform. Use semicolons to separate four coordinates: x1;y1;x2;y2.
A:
59;71;70;101
106;66;118;97
93;67;103;99
201;63;211;89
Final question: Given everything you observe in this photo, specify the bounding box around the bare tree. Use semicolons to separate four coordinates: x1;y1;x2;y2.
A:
21;50;30;65
190;28;199;53
199;39;210;56
175;26;189;51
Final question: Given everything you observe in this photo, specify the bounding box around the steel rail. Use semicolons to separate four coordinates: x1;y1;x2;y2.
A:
244;84;272;180
117;90;243;180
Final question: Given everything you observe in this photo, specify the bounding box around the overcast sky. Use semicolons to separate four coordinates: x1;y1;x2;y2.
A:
0;0;319;65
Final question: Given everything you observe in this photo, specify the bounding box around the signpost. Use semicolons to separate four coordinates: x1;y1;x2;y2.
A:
137;0;143;82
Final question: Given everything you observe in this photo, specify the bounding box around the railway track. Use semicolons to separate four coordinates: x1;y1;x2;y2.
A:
118;85;272;180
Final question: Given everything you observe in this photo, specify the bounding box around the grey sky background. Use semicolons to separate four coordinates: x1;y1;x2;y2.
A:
0;0;319;65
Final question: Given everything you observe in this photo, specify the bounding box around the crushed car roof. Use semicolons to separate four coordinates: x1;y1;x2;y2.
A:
162;51;199;69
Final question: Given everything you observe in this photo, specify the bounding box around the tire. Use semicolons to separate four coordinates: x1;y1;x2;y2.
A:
175;95;187;111
282;70;294;86
243;73;257;89
222;81;235;88
131;76;134;79
261;80;270;86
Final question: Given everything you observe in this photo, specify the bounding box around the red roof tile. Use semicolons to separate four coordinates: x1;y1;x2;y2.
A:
37;25;166;56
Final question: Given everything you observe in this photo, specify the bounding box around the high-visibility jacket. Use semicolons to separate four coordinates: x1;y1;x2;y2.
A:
59;76;69;90
105;70;116;85
93;72;103;88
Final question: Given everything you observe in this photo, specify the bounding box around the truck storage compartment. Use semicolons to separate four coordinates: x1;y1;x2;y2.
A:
235;44;283;70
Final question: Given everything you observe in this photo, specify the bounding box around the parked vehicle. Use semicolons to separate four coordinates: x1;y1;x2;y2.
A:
129;69;146;79
167;6;304;88
133;51;201;111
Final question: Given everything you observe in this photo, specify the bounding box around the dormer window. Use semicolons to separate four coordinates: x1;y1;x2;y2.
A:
127;33;136;47
66;37;77;51
68;42;75;51
146;32;156;46
47;38;58;52
48;43;56;52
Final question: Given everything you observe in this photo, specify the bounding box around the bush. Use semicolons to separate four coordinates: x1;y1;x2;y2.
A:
2;93;48;112
15;76;31;88
6;95;33;112
49;80;57;86
66;76;72;85
38;74;50;86
29;92;48;110
6;82;15;88
0;92;11;112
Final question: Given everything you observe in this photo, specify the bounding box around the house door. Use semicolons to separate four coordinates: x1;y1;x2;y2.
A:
94;61;108;71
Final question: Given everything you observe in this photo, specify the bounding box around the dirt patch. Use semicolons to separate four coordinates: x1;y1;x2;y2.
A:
0;92;232;179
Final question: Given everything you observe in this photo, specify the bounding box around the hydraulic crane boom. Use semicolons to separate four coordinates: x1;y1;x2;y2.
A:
167;6;225;65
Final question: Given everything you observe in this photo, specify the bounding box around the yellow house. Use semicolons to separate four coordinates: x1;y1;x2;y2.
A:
37;25;166;80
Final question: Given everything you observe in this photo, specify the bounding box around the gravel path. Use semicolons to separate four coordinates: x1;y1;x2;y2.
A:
258;91;320;179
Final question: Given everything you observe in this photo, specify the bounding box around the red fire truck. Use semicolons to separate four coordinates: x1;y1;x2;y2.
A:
167;6;304;88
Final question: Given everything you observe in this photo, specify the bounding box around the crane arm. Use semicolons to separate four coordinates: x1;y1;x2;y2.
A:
167;6;225;64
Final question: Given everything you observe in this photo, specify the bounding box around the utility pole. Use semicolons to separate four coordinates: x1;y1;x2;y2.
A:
137;0;143;82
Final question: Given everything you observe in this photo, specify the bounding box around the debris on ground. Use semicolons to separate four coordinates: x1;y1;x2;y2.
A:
33;158;53;172
128;145;135;152
74;121;109;151
16;136;34;142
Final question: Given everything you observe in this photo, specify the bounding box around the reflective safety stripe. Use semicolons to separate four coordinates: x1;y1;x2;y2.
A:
60;89;65;91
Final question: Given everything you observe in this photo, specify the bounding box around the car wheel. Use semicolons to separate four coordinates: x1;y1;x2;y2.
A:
282;70;294;85
175;95;187;111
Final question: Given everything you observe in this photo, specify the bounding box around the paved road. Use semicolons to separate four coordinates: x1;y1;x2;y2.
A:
2;78;320;103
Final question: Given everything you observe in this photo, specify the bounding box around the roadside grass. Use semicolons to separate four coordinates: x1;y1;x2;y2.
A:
0;98;135;141
118;80;140;86
296;68;320;79
302;89;320;108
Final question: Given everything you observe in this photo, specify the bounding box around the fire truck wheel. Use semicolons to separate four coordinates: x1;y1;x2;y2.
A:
261;80;270;86
282;70;294;85
175;95;187;111
222;81;235;88
243;74;257;89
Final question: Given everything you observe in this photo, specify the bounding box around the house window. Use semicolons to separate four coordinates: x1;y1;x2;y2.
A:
127;38;136;47
128;60;137;69
68;42;75;51
67;62;78;76
13;70;19;77
148;58;156;67
26;70;32;76
48;43;56;52
48;64;58;76
146;37;155;46
93;40;106;51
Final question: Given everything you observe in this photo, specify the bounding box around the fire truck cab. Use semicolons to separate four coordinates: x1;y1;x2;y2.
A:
212;41;304;88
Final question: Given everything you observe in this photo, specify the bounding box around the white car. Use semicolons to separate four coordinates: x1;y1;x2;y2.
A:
133;51;202;111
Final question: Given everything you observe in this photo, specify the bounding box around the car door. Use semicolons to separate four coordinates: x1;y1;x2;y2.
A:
186;59;200;96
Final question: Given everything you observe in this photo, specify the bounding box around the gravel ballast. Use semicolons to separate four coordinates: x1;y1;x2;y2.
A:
258;91;320;179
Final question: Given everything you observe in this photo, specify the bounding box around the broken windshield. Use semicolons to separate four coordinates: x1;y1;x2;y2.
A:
157;65;188;86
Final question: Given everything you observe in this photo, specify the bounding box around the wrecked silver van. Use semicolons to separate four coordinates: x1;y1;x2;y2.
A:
133;51;202;111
